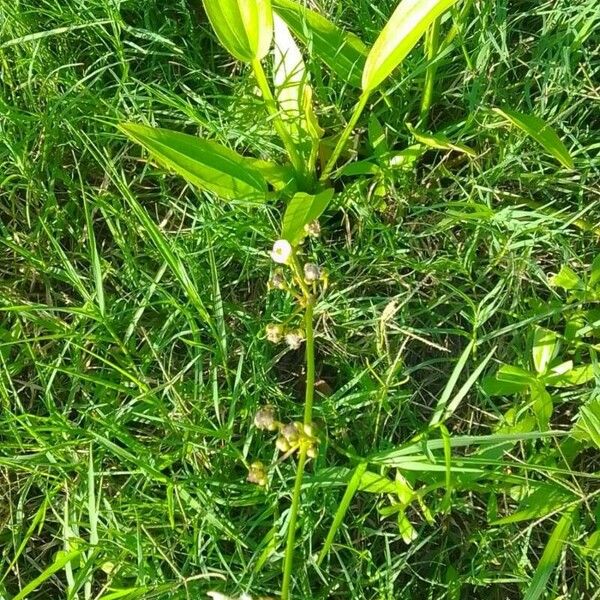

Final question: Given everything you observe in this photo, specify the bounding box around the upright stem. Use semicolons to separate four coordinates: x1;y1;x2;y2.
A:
320;91;370;182
251;59;305;182
281;299;315;600
419;17;441;127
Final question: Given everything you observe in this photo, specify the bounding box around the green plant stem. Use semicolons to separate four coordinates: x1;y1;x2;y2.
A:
419;17;441;127
251;59;305;181
281;299;315;600
320;91;370;182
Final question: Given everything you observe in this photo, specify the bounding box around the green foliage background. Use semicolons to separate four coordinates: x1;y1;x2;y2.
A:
0;0;599;598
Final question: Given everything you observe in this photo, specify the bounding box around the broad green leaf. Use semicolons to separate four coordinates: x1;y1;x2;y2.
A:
492;484;575;525
202;0;274;62
397;509;418;544
549;265;582;291
272;0;367;87
545;364;595;388
582;530;600;557
247;157;297;191
590;254;600;287
368;116;389;158
532;326;559;374
573;399;600;449
387;146;425;169
530;382;553;430
496;364;536;386
406;123;476;156
481;374;528;397
362;0;460;92
119;123;268;202
493;107;575;169
523;509;575;600
272;14;322;166
359;470;399;494
281;188;334;245
339;160;380;177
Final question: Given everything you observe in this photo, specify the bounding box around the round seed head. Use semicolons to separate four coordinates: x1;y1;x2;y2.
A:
247;461;268;486
282;422;300;443
307;445;318;459
254;406;277;431
276;436;290;452
285;329;304;350
304;263;320;283
265;323;284;344
304;220;321;237
269;270;286;290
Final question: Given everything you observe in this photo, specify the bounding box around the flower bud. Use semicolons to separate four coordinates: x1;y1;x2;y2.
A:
285;329;304;350
306;445;318;459
270;239;292;265
265;323;284;343
303;263;320;283
202;0;273;63
254;406;277;431
247;461;268;486
276;436;290;452
282;422;300;443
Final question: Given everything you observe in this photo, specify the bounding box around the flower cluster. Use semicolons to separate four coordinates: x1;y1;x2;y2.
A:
246;228;324;487
246;405;319;486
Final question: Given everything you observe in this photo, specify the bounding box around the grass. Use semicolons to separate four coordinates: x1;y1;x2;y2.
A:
1;0;600;598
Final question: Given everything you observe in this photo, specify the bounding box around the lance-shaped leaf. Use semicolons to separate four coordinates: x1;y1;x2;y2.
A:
362;0;460;92
493;107;575;169
273;13;323;165
407;123;476;156
120;123;268;202
202;0;274;62
272;0;367;87
281;188;334;245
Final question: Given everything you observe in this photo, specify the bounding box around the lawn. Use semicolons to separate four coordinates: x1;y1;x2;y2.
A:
1;0;599;598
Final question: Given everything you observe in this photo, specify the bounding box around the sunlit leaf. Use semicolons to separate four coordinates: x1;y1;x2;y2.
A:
273;0;367;87
530;382;553;430
281;188;334;245
492;484;575;525
120;123;268;202
532;327;559;375
549;265;582;291
202;0;274;62
573;399;600;449
493;107;574;169
272;14;322;166
362;0;460;92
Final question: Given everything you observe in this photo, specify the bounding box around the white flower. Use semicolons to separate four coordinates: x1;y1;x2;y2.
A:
270;239;293;264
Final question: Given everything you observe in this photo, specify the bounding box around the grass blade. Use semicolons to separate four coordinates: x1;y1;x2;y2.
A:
523;509;575;600
317;463;368;565
13;550;82;600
